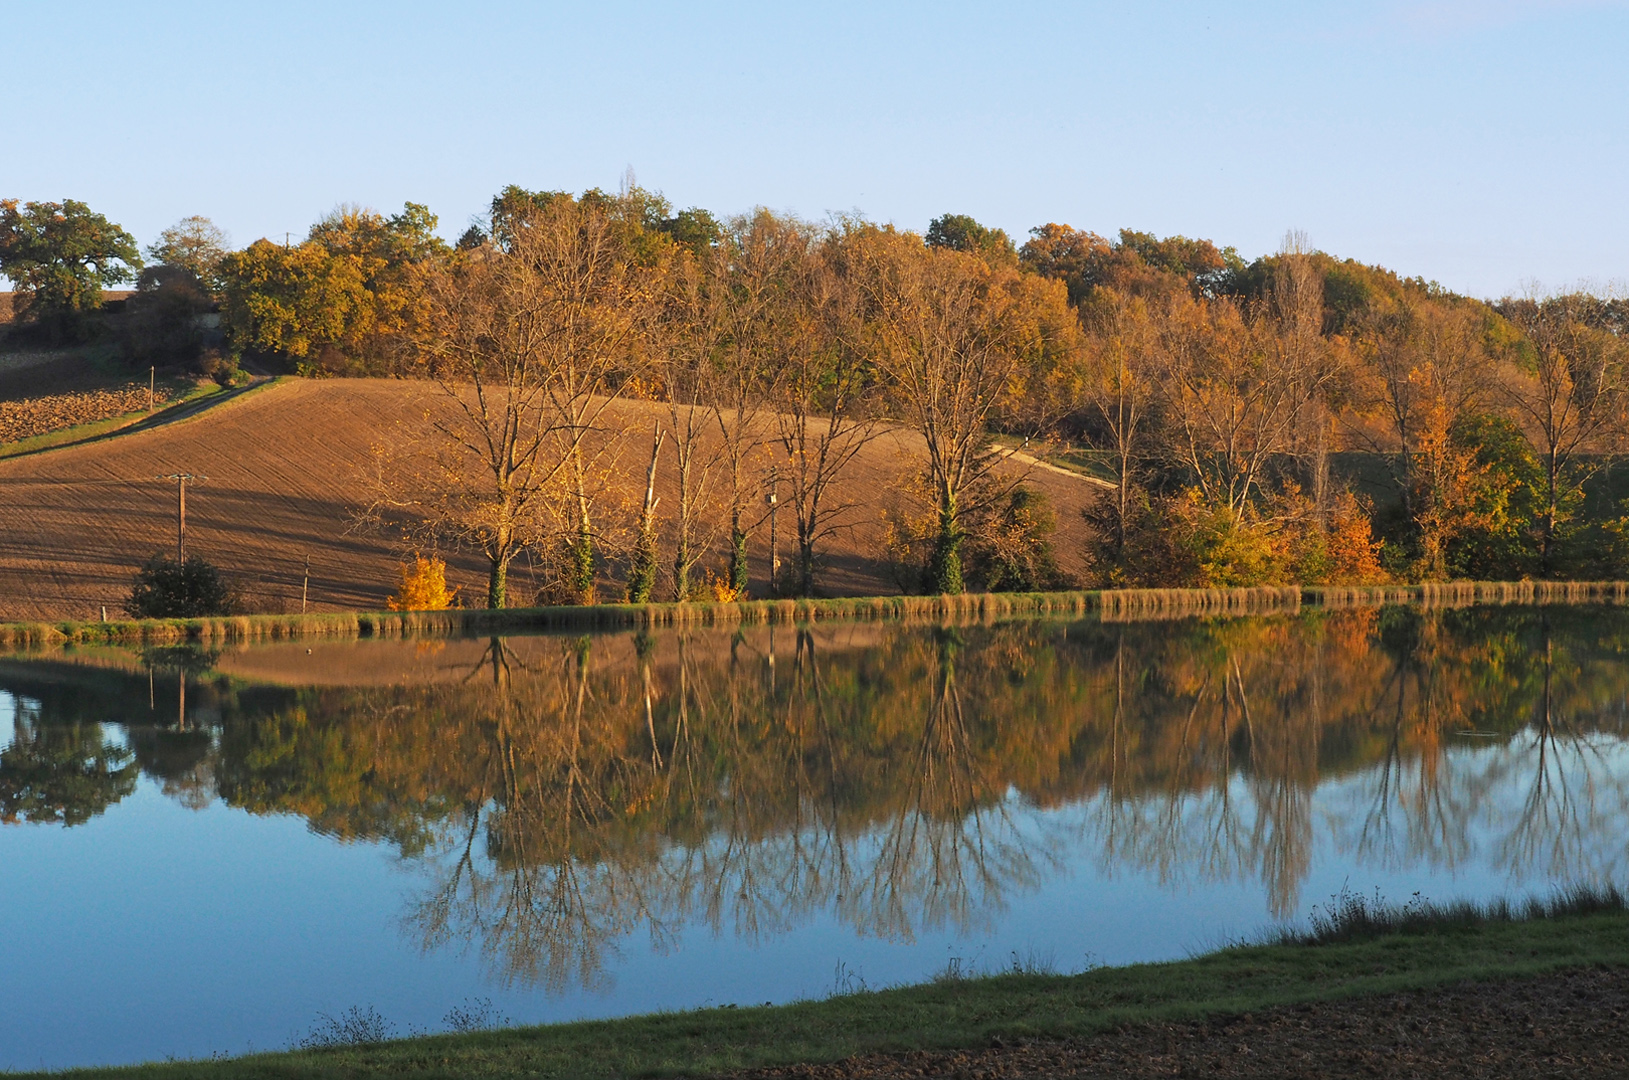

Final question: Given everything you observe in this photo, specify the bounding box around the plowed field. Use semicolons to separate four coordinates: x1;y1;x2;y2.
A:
0;378;1098;621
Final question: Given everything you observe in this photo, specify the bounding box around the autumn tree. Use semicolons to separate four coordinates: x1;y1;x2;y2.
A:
925;213;1017;265
0;198;141;340
1501;294;1629;574
1270;232;1337;522
768;222;880;597
219;203;446;373
1156;295;1314;517
1021;225;1238;306
1078;287;1158;578
859;226;1075;593
389;191;659;608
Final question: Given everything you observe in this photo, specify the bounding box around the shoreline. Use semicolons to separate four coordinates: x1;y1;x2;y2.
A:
20;894;1629;1079
4;580;1628;649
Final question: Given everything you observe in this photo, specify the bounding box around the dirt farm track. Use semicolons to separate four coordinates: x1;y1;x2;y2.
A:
0;378;1098;622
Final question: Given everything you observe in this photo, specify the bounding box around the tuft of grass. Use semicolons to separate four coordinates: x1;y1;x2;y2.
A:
297;1007;396;1050
20;886;1629;1079
1271;882;1629;947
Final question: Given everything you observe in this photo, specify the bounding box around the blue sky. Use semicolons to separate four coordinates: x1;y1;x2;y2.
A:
5;0;1626;298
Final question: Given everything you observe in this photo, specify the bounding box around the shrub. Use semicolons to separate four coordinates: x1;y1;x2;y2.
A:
124;554;235;618
386;554;458;610
702;567;742;602
965;487;1067;592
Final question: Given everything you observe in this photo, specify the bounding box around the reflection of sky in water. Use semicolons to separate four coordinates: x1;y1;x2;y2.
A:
5;613;1629;1068
1;733;1623;1070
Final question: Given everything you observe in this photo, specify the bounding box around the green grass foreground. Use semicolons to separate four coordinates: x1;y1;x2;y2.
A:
5;579;1629;649
22;890;1629;1079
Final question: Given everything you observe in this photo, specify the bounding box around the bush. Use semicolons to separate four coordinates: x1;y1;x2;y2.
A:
124;554;236;618
965;487;1068;592
386;554;458;610
882;479;1068;594
1085;484;1386;589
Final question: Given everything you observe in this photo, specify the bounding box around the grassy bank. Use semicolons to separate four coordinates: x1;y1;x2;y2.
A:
28;890;1629;1079
6;580;1629;649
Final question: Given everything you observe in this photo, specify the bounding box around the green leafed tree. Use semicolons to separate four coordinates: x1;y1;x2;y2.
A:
0;198;142;340
0;715;138;826
146;216;230;295
926;213;1016;265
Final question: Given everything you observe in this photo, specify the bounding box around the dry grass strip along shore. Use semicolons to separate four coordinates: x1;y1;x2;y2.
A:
3;581;1629;650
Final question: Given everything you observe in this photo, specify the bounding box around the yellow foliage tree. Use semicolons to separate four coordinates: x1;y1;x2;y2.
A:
387;555;459;611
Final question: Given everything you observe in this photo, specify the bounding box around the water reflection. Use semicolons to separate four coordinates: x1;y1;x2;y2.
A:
4;607;1629;991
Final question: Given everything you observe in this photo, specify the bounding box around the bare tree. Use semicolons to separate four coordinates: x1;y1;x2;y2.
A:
1081;288;1158;573
859;227;1073;593
712;211;805;594
385;195;655;607
1155;295;1314;517
659;243;730;600
769;225;881;597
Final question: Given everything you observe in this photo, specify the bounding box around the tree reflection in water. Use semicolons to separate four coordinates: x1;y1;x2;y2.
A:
4;607;1629;989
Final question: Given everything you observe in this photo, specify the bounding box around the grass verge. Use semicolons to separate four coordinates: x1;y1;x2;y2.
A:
24;888;1629;1079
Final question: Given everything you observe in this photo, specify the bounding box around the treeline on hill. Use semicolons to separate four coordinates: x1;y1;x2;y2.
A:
3;190;1628;605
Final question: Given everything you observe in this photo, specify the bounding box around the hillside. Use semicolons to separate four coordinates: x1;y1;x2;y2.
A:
0;378;1100;621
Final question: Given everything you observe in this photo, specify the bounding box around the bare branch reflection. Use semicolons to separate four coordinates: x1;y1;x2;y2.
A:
6;606;1629;993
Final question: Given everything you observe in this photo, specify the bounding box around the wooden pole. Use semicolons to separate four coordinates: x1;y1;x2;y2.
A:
766;475;780;598
159;473;204;563
148;367;155;414
302;555;310;612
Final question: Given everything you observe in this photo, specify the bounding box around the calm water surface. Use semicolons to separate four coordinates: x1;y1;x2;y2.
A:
3;606;1629;1068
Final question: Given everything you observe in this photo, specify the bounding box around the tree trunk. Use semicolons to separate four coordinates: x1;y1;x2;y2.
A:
627;426;663;603
570;446;595;604
728;507;749;596
927;499;964;595
796;530;815;597
487;555;508;609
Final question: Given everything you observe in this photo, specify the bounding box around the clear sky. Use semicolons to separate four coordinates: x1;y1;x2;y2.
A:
5;0;1625;298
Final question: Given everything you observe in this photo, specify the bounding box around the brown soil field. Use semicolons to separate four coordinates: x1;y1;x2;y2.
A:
736;967;1629;1079
0;378;1099;622
0;379;176;444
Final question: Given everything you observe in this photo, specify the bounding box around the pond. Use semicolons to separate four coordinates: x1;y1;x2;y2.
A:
3;606;1628;1069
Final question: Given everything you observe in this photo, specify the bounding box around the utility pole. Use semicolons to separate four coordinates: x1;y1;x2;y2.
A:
765;472;780;598
158;474;204;561
302;555;310;612
148;367;155;414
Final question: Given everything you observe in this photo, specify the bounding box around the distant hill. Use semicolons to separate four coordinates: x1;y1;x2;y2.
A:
0;378;1100;620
